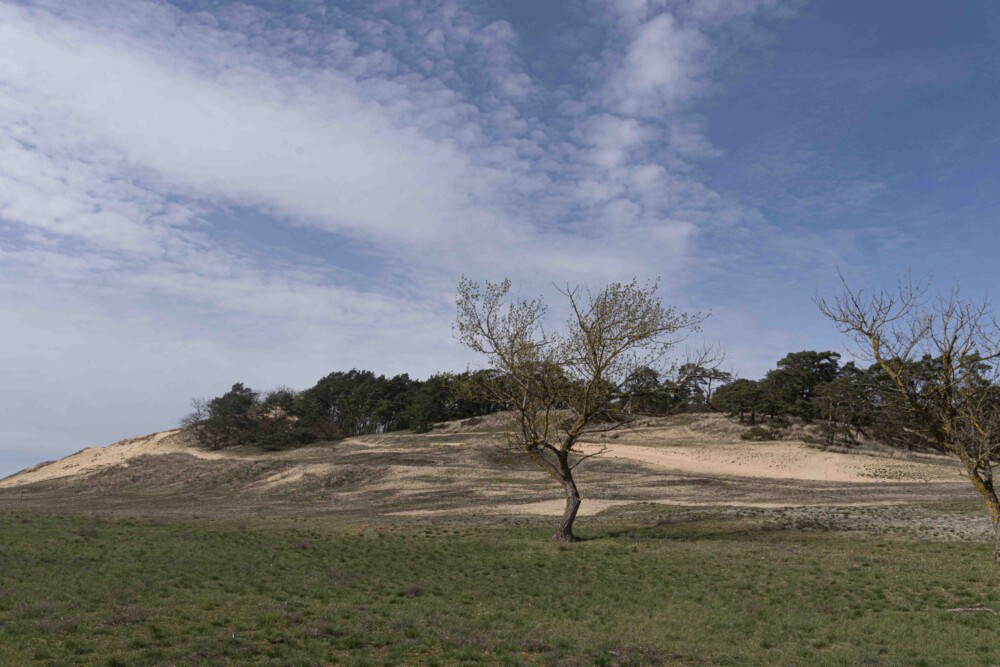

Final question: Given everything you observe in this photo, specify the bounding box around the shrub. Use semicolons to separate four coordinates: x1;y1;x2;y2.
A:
741;426;781;441
258;428;318;451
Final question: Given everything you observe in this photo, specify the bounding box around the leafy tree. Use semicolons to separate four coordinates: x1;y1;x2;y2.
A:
186;383;260;450
254;387;309;450
713;379;765;424
862;363;928;451
372;373;421;433
401;371;509;432
679;363;733;411
455;277;704;541
619;359;726;417
405;373;455;433
812;364;872;446
296;370;414;438
622;366;670;415
451;370;510;419
761;351;841;420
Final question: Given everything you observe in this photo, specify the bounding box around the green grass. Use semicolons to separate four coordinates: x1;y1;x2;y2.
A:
3;508;1000;666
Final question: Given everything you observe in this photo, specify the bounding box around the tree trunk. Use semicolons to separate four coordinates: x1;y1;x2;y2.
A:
985;495;1000;563
965;463;1000;563
552;455;581;542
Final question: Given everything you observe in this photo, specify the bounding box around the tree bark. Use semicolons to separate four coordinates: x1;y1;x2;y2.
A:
985;495;1000;564
552;455;582;542
965;463;1000;563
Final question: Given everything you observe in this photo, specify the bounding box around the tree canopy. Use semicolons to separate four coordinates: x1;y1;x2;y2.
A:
182;370;503;450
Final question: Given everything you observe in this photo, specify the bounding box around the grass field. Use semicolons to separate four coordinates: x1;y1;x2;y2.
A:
3;502;1000;666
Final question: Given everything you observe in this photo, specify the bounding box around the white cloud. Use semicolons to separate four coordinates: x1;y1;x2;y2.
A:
0;0;822;474
613;12;709;115
0;6;482;244
582;114;653;168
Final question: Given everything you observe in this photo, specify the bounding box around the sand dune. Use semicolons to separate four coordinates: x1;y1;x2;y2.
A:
0;430;223;489
0;415;968;516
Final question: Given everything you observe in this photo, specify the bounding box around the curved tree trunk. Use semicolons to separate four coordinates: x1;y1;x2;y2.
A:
552;454;581;542
964;461;1000;563
986;494;1000;564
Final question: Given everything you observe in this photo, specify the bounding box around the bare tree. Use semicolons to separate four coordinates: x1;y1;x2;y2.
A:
455;277;706;541
818;273;1000;560
179;397;209;430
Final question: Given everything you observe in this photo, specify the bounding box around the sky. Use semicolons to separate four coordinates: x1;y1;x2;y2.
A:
1;0;998;478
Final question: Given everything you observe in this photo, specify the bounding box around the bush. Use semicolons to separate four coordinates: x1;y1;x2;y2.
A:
257;428;318;451
741;426;782;441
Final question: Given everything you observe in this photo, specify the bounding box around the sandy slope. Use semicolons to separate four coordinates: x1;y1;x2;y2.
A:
0;430;225;489
348;417;960;485
0;415;967;517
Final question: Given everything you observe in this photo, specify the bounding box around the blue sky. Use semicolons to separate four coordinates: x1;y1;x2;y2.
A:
1;0;997;477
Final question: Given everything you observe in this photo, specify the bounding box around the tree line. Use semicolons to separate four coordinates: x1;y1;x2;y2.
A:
711;350;931;449
181;349;970;455
181;370;505;451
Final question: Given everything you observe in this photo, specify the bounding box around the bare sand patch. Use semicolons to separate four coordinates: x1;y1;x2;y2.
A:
583;441;960;484
487;498;634;516
250;463;340;491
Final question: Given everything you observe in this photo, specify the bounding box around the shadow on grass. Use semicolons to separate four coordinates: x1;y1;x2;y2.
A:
585;516;804;544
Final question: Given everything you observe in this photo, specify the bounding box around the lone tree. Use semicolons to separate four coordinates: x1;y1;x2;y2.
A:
818;274;1000;561
455;277;705;542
